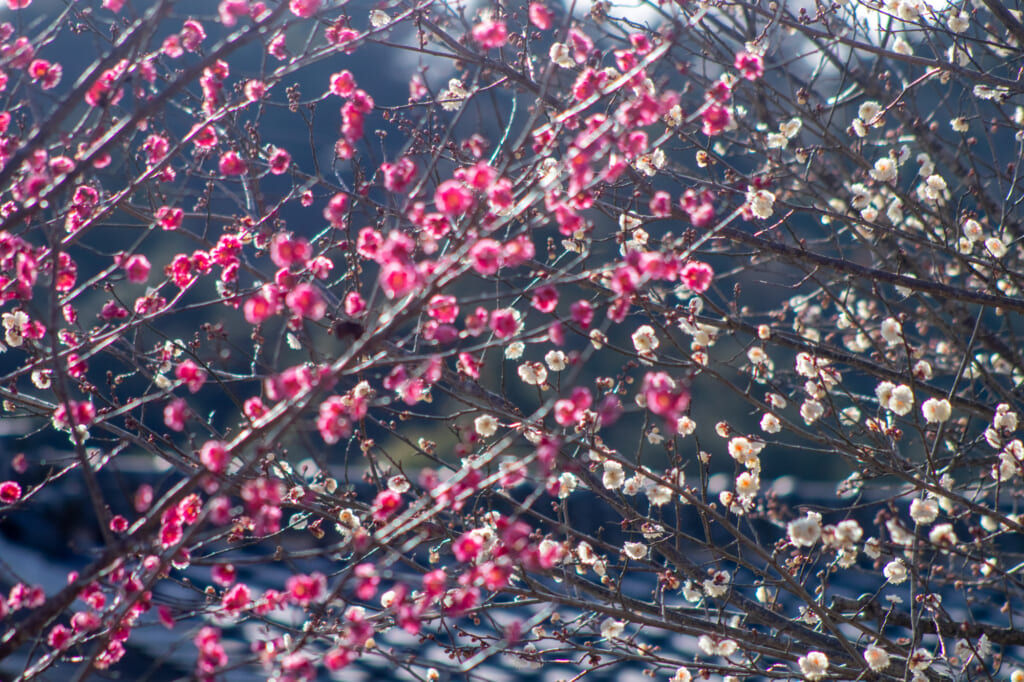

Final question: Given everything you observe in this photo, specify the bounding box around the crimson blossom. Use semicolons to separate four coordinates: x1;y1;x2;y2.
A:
0;1;1023;681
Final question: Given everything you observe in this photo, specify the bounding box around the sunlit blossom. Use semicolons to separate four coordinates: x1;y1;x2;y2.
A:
798;651;829;681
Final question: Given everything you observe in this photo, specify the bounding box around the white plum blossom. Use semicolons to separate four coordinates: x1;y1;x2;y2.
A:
923;174;947;201
888;384;914;415
623;541;647;561
748;189;776;219
388;475;410;493
603;461;625;490
622;475;643;496
760;412;781;433
891;37;912;55
880;317;902;345
788;511;823;547
756;585;776;604
985;237;1007;259
993;404;1018;433
600;617;624;639
875;381;895;407
947;11;969;33
676;415;697;436
908;648;932;673
883;558;908;584
549;42;574;68
735;471;759;496
928;522;957;548
558;472;578;499
518;362;547;385
858;100;882;124
798;651;829;681
646;482;673;506
913;360;933;381
909;498;939;524
870;157;897;182
544;350;567;371
474;414;498;437
921;398;952;423
727;437;764;468
974;84;1010;101
864;645;890;672
671;667;692;682
963;218;984;241
800;399;824;424
703;569;731;597
2;311;27;348
698;635;737;657
895;0;922;22
780;118;802;138
766;132;788;149
631;325;660;360
439;78;469;111
887;518;915;546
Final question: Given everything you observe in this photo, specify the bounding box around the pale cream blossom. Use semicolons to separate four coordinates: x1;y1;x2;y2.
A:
921;398;952;423
788;511;823;547
439;78;469;111
735;471;759;496
474;414;498;438
880;317;902;345
622;475;643;496
798;651;829;681
760;412;781;433
909;498;939;524
766;132;788;149
632;325;659;361
698;635;737;656
748;189;776;219
780;118;802;138
908;648;932;673
974;84;1010;101
388;475;410;493
800;399;824;424
888;384;914;415
928;522;956;548
671;667;692;682
558;472;578;499
603;461;625;490
544;350;567;371
702;569;730;597
923;174;947;201
549;42;575;68
947;11;969;33
623;541;647;561
985;237;1008;258
870;157;898;182
963;218;984;241
858;101;882;124
864;645;890;672
518;362;547;385
600;617;624;639
883;558;908;584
